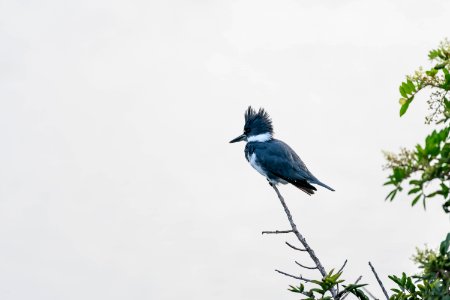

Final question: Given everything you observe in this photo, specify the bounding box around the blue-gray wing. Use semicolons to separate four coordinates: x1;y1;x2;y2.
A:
252;139;335;193
252;139;316;182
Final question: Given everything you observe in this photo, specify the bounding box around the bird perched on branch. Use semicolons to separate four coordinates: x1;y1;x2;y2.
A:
230;106;334;195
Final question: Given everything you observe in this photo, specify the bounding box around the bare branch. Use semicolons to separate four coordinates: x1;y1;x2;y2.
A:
285;241;307;252
275;269;312;282
368;262;389;300
270;184;338;299
295;261;318;270
337;259;348;274
262;230;293;235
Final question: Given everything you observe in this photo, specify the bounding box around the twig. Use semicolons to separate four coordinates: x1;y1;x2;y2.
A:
337;259;348;274
295;261;318;270
340;276;362;300
285;241;307;251
262;230;293;235
336;259;348;295
271;184;338;299
368;262;389;300
275;269;312;282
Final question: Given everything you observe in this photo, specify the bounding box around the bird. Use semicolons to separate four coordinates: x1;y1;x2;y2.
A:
229;106;335;195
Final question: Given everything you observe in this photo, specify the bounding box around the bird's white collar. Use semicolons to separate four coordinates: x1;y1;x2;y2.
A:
247;132;272;142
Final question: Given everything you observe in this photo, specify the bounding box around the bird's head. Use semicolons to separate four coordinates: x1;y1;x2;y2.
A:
230;106;273;143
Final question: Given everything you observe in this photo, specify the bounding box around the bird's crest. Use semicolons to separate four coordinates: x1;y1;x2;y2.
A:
244;106;273;135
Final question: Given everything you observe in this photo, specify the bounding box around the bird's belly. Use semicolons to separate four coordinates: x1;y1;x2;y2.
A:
248;153;267;177
247;152;288;185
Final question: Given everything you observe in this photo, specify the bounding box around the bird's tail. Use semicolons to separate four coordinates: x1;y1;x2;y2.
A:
314;180;335;192
286;179;317;195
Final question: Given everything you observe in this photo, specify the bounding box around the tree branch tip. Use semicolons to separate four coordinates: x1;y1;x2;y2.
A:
275;269;312;282
295;261;318;270
285;241;307;251
262;230;294;235
368;261;389;300
337;259;348;274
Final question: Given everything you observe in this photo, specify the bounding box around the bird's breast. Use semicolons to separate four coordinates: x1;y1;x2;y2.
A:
248;152;267;177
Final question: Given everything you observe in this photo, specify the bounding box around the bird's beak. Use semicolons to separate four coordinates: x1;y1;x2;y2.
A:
229;133;247;143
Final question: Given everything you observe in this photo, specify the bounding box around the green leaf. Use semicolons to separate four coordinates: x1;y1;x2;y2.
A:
401;273;407;285
393;167;406;180
440;183;449;198
444;97;450;109
399;85;407;98
310;288;324;294
426;191;440;198
435;63;446;70
428;49;441;59
411;194;421;206
426;68;438;76
389;275;402;286
409;179;422;186
443;199;450;213
344;284;368;292
439;233;450;255
402;82;411;95
288;284;305;293
406;79;416;92
386;189;397;201
400;98;413;116
416;144;425;155
408;187;421;195
405;277;415;292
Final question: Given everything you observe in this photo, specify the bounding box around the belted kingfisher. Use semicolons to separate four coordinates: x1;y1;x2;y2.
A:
230;106;335;195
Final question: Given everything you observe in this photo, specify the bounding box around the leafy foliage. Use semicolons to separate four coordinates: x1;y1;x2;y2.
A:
389;233;450;300
282;40;450;300
384;39;450;213
288;268;368;300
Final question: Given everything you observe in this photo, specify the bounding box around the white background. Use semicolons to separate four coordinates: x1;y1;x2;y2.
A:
1;1;449;299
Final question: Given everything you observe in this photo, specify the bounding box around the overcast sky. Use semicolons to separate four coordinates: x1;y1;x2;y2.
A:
1;1;449;299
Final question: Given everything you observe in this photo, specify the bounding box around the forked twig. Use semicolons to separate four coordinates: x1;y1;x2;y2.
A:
271;184;338;299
